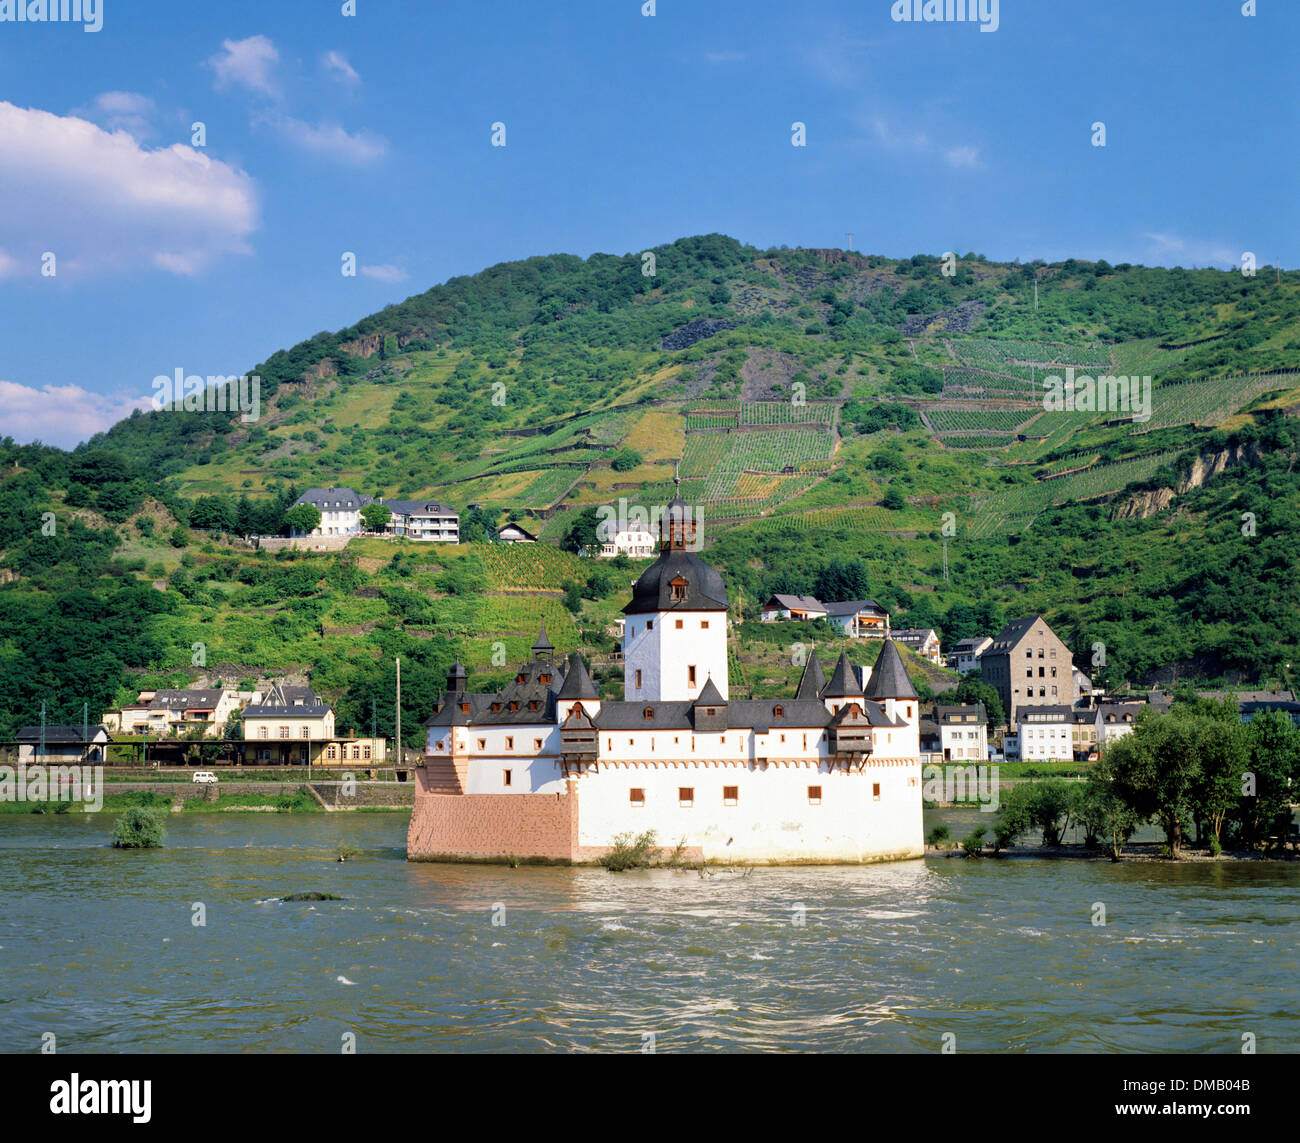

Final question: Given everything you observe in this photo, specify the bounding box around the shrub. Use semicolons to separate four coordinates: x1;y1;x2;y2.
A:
926;824;951;848
960;826;987;856
600;830;657;872
112;806;166;849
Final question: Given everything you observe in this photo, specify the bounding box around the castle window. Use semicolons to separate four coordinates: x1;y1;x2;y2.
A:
679;788;693;807
630;788;645;807
505;736;514;750
635;670;642;689
534;738;543;750
503;769;512;786
905;705;912;719
647;621;653;630
528;700;539;711
461;702;471;714
701;621;709;630
707;708;716;717
477;738;486;750
517;674;525;684
807;786;822;805
688;666;697;686
509;701;519;712
723;786;739;806
675;620;683;629
873;783;881;801
774;705;784;717
492;702;502;713
643;707;654;720
540;674;551;685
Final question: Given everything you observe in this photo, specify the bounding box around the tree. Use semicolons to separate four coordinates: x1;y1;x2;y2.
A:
881;486;906;511
1106;709;1202;859
169;523;189;548
1239;711;1300;849
563;582;584;614
112;806;166;849
950;672;1004;729
284;503;321;535
361;502;392;533
1079;762;1143;861
1190;715;1247;848
562;507;604;554
610;448;643;473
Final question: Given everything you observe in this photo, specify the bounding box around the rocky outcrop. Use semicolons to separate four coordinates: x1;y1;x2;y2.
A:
661;318;734;351
1110;442;1261;521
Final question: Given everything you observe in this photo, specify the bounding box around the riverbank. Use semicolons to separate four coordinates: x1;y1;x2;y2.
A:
928;842;1300;863
0;781;414;814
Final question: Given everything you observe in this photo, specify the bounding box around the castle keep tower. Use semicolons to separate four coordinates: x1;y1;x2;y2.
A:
622;485;729;702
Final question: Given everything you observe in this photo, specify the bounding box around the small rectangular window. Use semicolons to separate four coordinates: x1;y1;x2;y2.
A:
503;769;512;787
534;738;543;750
872;783;881;801
679;787;694;807
701;620;709;630
635;669;642;689
630;788;645;806
723;785;738;806
807;785;822;805
688;665;697;686
675;619;683;629
477;738;486;750
505;736;514;750
647;620;653;630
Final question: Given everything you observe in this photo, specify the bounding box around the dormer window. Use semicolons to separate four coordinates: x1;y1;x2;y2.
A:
491;702;502;713
509;701;519;712
528;700;539;712
669;576;688;602
643;707;654;720
460;702;471;715
540;674;551;685
773;705;784;718
517;674;526;684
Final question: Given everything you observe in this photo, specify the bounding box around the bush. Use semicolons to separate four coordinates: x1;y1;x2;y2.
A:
112;806;166;849
960;826;987;856
926;824;951;848
600;830;657;871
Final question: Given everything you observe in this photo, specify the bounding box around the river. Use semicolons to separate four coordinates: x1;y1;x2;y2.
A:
1;809;1296;1053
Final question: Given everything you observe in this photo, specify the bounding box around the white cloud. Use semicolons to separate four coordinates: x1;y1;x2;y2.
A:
266;113;387;164
360;264;408;283
210;35;280;97
0;380;153;449
323;50;361;86
1142;232;1239;269
87;90;156;138
860;112;985;171
0;248;19;279
0;102;258;277
945;145;981;169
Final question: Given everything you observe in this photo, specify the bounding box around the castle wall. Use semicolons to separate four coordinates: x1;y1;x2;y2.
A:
623;611;728;702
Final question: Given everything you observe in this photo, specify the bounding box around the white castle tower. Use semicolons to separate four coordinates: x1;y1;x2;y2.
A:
622;481;729;702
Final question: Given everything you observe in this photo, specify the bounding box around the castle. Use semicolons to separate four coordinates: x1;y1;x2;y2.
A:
407;490;924;864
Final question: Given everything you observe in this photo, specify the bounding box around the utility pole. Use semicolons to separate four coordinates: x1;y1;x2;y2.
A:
942;537;949;583
39;701;46;761
82;701;89;764
846;233;854;252
395;656;401;767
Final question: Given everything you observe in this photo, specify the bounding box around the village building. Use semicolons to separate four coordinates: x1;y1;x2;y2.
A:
496;522;538;543
760;594;827;623
934;704;987;762
583;527;657;559
14;725;110;763
893;627;942;665
759;594;890;638
952;636;992;675
1096;701;1146;748
979;616;1077;724
410;488;924;865
1016;705;1074;761
102;688;250;738
383;500;460;542
1239;699;1300;729
291;487;365;537
240;683;386;766
1071;709;1099;759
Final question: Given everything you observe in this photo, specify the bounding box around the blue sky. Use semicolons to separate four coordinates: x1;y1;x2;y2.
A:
1;0;1295;447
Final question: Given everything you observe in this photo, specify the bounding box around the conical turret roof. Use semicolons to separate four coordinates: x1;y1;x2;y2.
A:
557;652;598;700
865;638;918;700
694;676;727;706
795;653;826;700
821;650;864;698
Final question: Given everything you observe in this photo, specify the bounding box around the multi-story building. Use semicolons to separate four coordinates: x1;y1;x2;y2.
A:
1096;702;1145;749
102;689;249;738
410;489;924;865
893;628;941;666
980;616;1076;724
934;704;988;761
291;487;364;537
1071;709;1099;759
384;500;459;542
584;528;657;559
952;636;993;675
1017;705;1074;761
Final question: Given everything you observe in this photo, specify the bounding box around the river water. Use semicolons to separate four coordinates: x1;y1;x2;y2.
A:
1;810;1296;1053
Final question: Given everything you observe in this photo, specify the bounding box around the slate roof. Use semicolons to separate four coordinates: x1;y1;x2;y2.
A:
624;549;728;614
557;653;598;700
144;689;225;711
953;637;991;653
424;692;496;728
823;599;888;617
15;725;108;743
764;593;827;613
865;639;919;700
795;654;826;700
295;487;362;511
694;677;726;706
263;683;324;707
935;704;985;723
1018;704;1075;721
822;651;864;698
497;523;538;541
244;704;333;719
986;615;1049;653
385;499;458;518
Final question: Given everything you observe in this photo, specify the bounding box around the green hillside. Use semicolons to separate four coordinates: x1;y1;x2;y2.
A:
3;235;1299;745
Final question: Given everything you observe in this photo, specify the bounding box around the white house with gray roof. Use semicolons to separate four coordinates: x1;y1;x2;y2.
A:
291;487;365;537
383;499;459;542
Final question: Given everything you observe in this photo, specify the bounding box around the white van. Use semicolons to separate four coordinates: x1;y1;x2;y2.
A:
192;771;219;784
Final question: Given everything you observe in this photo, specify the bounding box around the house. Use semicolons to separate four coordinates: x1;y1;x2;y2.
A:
893;628;941;666
1070;709;1099;759
410;490;924;865
918;717;942;764
760;594;828;623
934;704;987;762
980;616;1076;724
241;685;387;766
824;599;891;638
1197;689;1294;705
1073;668;1093;698
584;528;657;559
102;689;248;738
1017;705;1075;761
1240;700;1300;729
953;636;993;675
1096;702;1146;747
15;725;110;763
291;487;364;537
384;500;459;542
497;523;537;544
